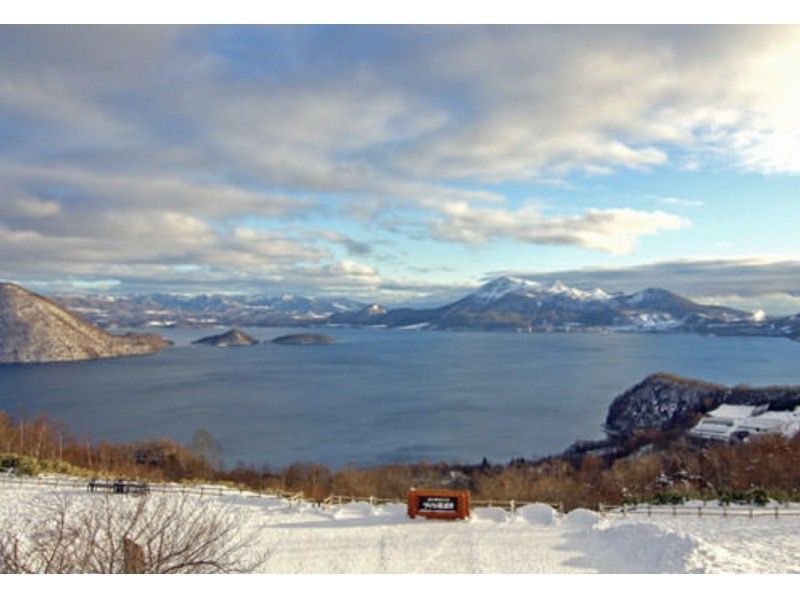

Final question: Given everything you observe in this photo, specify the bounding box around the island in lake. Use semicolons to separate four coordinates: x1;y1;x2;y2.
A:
271;333;336;345
192;328;258;347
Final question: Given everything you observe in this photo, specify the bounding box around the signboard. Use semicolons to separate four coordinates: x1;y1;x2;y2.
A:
407;488;470;520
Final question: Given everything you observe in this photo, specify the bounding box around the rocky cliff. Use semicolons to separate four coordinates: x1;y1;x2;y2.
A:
605;373;800;437
0;282;170;364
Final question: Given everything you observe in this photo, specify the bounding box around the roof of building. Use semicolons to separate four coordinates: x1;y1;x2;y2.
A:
691;405;800;441
736;411;800;433
706;404;768;420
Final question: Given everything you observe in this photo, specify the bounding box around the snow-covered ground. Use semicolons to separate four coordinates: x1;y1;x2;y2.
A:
2;479;799;573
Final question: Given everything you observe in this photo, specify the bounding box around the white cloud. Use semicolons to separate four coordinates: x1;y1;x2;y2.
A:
0;162;312;220
659;197;705;208
429;202;689;254
388;26;800;180
1;196;60;218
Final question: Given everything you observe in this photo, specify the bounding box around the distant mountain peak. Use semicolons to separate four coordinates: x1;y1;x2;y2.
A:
473;276;610;303
473;276;543;302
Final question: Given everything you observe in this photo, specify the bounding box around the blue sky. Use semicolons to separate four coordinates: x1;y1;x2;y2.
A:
1;25;799;312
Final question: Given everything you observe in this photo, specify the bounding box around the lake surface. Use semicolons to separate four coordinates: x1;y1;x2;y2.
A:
1;328;799;469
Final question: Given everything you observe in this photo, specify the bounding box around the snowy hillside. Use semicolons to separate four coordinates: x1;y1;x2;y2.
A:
2;477;799;573
471;276;612;304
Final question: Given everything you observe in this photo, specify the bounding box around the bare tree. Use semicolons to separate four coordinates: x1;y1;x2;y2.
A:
0;493;267;573
189;428;223;468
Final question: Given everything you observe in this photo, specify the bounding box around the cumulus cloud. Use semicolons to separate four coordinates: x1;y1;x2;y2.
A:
0;196;60;218
429;202;689;254
1;26;799;296
314;231;372;256
382;26;800;180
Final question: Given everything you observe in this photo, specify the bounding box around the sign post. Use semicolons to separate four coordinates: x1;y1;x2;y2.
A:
407;488;470;520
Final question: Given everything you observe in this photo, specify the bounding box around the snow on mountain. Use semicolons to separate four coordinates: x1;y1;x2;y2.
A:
625;290;649;306
364;303;387;315
471;276;544;303
55;292;366;328
472;276;610;304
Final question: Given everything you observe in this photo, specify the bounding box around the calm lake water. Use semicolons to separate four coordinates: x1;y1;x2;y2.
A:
1;328;799;468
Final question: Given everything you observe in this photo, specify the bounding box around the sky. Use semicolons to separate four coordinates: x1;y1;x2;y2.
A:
1;25;800;312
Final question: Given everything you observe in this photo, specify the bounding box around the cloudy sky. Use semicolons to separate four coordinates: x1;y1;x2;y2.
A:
2;25;800;312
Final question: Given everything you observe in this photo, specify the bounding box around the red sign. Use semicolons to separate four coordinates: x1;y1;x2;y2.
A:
407;488;470;520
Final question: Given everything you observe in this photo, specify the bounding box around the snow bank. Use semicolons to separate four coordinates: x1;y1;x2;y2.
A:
562;508;603;529
516;503;558;525
333;503;375;519
470;506;509;523
560;521;698;573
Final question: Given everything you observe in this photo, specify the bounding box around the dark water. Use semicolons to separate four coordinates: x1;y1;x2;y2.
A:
1;328;799;468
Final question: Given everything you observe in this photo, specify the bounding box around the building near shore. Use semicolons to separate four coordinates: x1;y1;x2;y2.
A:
689;404;800;442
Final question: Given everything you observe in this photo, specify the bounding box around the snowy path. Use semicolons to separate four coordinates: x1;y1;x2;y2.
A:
2;481;799;573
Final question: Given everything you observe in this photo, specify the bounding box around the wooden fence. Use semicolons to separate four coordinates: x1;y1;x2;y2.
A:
4;475;800;519
598;502;800;519
0;475;304;504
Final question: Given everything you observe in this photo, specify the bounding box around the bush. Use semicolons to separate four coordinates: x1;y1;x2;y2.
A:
749;487;769;506
652;490;686;505
0;454;39;475
0;453;93;478
0;493;267;573
716;488;769;506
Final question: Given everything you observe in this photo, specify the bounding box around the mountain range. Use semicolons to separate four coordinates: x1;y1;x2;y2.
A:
56;292;364;329
53;276;800;340
337;276;752;332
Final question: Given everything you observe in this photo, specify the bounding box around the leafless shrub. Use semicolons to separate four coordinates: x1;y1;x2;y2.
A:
0;493;267;573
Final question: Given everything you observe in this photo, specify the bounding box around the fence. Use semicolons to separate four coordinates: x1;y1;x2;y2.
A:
0;476;558;512
4;474;800;519
599;502;800;519
0;474;305;505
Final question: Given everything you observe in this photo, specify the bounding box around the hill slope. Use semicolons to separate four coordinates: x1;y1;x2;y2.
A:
0;282;170;364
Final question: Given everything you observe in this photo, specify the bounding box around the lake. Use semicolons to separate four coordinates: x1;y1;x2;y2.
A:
1;328;799;469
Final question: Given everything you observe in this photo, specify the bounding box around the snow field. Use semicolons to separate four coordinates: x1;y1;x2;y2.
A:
1;481;799;573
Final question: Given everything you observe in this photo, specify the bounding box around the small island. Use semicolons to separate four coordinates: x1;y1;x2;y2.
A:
192;328;258;347
271;333;336;346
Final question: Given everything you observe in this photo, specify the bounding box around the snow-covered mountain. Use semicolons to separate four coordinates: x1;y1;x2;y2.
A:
469;276;612;305
361;276;756;333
